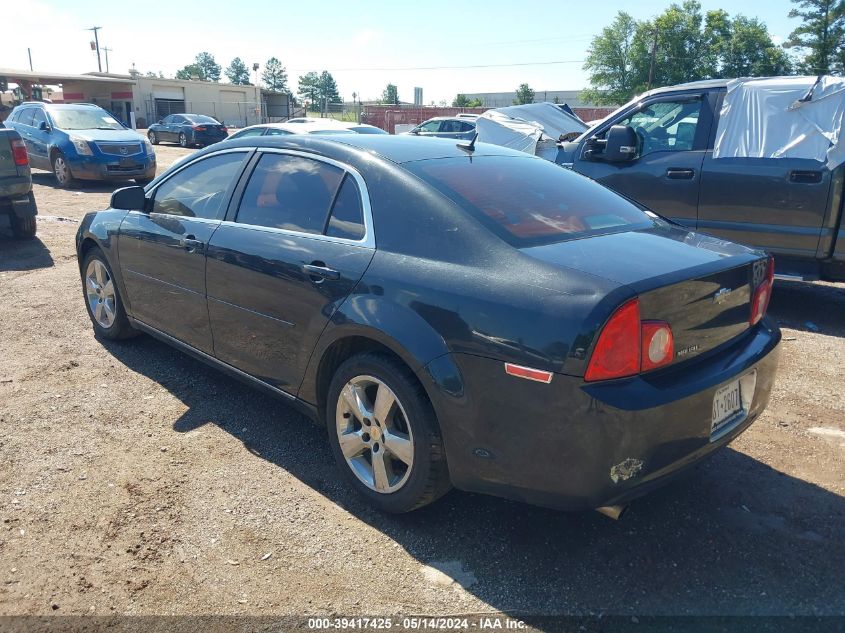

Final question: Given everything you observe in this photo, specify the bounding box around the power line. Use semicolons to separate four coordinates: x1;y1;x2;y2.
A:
288;59;587;72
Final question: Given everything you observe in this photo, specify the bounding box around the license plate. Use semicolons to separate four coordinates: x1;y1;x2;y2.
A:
119;157;139;167
711;379;742;436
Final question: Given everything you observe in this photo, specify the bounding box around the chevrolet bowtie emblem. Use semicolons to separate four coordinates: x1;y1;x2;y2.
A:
713;287;732;304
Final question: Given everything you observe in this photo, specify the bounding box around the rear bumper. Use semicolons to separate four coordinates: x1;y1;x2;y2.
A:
191;131;227;145
0;175;32;200
426;320;781;510
68;154;156;182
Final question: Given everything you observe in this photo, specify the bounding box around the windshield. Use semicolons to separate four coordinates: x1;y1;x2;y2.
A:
48;107;124;131
406;155;654;247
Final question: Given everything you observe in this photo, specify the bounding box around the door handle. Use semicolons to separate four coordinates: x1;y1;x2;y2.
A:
302;262;340;282
666;168;695;180
181;235;205;253
789;170;822;184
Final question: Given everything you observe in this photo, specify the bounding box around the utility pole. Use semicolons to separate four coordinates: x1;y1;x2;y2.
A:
647;26;658;91
27;48;33;71
87;26;102;72
102;47;112;73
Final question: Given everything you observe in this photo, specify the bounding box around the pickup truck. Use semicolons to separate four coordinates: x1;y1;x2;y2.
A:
0;126;37;239
556;78;845;281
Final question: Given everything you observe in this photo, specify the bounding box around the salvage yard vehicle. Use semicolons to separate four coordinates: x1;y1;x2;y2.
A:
0;126;37;238
3;102;156;188
147;114;228;148
557;76;845;281
75;135;781;516
404;116;477;140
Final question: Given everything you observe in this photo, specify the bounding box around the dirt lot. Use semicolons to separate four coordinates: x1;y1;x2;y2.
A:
0;142;844;621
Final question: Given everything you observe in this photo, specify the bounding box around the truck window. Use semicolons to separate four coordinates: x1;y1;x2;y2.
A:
619;99;702;157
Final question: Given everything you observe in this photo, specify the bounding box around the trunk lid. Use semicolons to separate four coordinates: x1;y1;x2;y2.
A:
523;224;766;362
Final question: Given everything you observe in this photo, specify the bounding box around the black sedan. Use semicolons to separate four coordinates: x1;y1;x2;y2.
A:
75;135;781;516
147;113;228;148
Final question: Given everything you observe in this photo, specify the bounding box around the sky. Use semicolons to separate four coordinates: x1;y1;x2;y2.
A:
4;0;799;103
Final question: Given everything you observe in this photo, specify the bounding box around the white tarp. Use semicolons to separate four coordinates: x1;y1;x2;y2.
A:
475;102;587;158
713;75;845;168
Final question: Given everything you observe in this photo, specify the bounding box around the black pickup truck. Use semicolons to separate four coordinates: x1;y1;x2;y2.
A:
556;78;845;281
0;126;37;239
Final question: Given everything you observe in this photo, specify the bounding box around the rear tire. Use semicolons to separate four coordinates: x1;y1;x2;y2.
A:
179;132;189;148
326;352;451;513
80;248;138;340
10;214;36;240
52;152;75;188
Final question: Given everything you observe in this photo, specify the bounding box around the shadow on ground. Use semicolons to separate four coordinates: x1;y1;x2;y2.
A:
769;279;845;337
31;172;134;194
101;334;845;619
0;231;53;271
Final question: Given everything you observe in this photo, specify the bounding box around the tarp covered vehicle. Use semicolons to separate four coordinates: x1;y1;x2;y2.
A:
475;102;588;160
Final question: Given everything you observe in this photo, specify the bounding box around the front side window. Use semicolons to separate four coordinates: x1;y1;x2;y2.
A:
418;120;442;133
618;99;702;156
31;109;47;128
236;153;344;234
151;152;246;219
407;155;654;247
230;127;267;139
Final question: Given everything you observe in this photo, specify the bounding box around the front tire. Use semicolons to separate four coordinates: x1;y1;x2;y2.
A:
148;131;159;145
80;248;138;340
52;153;75;188
179;132;189;148
327;353;451;513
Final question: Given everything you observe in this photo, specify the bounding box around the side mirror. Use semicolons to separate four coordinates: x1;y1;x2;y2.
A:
38;121;51;132
157;120;164;125
410;129;420;135
603;125;638;162
111;186;147;211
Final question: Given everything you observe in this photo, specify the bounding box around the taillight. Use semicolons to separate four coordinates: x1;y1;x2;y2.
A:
750;256;775;325
192;125;207;131
584;299;641;381
585;298;675;381
11;139;29;166
641;321;674;371
221;126;228;133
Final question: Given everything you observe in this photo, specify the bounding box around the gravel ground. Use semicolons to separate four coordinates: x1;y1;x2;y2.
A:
0;142;843;619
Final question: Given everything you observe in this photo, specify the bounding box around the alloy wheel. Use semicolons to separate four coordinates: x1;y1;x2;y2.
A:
335;375;415;493
85;259;117;329
54;156;70;186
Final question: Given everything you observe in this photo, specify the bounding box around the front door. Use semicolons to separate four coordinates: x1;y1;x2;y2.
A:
574;95;712;226
117;150;249;353
205;150;375;393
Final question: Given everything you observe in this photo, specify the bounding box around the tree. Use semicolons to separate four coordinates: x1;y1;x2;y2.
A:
514;83;535;105
453;93;470;107
581;12;641;106
785;0;845;74
319;71;342;105
582;2;793;105
225;57;251;85
175;52;221;82
298;71;320;107
382;83;399;105
262;57;288;92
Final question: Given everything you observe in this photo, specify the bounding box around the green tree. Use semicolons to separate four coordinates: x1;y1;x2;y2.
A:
453;93;471;107
319;71;342;105
581;12;641;106
382;83;399;105
262;57;288;92
514;83;535;105
225;57;251;85
785;0;845;73
175;52;221;82
298;71;320;107
175;63;204;81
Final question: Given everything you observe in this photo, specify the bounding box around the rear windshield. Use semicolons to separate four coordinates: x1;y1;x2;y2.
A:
47;106;124;131
405;155;654;247
185;114;220;124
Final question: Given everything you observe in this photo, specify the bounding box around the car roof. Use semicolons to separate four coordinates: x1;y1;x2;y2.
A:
640;78;731;98
218;133;528;164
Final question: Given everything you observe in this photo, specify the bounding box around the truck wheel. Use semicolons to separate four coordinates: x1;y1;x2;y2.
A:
10;213;36;240
52;153;76;188
81;248;138;340
326;352;451;513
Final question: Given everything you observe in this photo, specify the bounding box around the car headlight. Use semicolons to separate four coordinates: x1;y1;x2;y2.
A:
143;139;154;155
69;136;93;156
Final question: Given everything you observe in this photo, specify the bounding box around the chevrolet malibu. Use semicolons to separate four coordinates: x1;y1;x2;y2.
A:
75;135;781;516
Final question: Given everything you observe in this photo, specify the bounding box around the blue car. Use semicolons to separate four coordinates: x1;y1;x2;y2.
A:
4;102;156;188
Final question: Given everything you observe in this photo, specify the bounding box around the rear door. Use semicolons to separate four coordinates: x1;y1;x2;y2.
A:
205;149;375;393
697;92;834;258
117;150;250;353
27;108;50;167
574;94;713;226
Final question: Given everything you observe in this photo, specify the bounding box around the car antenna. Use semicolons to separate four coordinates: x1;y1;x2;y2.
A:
457;132;478;153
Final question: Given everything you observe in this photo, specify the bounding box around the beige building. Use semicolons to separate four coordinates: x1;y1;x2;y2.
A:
0;68;289;128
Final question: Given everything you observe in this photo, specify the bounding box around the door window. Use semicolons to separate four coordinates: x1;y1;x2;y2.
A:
151;152;246;219
618;99;702;157
161;115;174;124
16;108;35;127
325;175;365;240
236;153;344;234
30;109;47;129
418;120;442;133
230;127;268;139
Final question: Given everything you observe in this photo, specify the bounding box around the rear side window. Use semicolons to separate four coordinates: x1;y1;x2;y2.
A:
151;152;246;219
406;155;654;247
326;175;365;240
236;153;344;233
